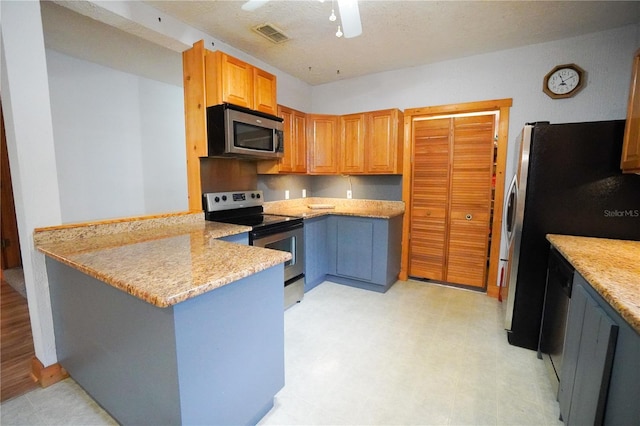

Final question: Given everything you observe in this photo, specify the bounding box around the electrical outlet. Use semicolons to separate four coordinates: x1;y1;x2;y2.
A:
347;190;352;199
302;189;307;198
285;190;290;200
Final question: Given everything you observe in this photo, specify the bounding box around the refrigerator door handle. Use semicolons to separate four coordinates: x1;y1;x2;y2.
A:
505;175;518;239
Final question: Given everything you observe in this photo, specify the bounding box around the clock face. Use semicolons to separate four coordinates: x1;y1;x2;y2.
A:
547;67;581;95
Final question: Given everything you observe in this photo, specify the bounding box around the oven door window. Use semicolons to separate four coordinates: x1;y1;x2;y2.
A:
234;122;274;152
263;236;296;267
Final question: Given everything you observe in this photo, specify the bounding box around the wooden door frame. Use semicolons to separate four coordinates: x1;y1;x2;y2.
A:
400;99;512;298
1;101;23;272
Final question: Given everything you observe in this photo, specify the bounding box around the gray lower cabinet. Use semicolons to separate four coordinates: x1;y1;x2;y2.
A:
303;216;330;292
559;273;640;426
304;214;403;293
334;217;375;281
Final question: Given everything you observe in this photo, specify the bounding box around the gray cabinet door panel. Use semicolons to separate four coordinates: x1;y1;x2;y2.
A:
336;218;374;281
559;282;618;426
559;283;588;421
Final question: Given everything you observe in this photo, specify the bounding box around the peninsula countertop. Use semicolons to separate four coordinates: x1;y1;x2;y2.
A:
546;234;640;334
34;212;291;308
264;197;405;219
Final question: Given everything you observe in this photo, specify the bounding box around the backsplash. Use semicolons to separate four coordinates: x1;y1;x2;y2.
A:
258;174;402;201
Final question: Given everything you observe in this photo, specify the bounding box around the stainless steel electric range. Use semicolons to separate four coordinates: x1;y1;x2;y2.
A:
203;190;304;309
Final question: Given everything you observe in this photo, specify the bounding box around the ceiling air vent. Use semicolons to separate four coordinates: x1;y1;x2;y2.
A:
252;23;290;44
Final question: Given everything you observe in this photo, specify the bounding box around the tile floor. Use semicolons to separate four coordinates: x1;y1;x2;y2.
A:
0;280;563;425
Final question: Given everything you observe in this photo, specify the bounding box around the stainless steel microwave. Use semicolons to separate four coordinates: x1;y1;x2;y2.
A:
206;103;284;159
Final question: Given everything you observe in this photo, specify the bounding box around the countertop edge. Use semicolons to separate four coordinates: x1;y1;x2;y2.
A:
35;217;288;308
547;234;640;335
38;242;291;308
264;197;405;220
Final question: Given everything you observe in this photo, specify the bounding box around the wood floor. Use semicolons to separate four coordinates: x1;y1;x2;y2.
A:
1;278;38;401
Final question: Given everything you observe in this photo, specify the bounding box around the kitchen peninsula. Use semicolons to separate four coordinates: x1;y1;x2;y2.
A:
34;212;291;425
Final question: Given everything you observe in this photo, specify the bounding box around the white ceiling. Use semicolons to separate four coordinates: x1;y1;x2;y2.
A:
43;1;640;87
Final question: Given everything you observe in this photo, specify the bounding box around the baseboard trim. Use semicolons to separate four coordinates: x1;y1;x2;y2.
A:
31;357;68;388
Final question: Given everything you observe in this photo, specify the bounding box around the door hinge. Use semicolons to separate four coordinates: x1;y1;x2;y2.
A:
1;239;10;249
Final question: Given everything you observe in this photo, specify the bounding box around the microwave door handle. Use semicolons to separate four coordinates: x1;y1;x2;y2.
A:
276;130;284;154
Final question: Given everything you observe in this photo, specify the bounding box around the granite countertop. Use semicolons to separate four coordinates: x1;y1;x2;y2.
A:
547;234;640;334
34;212;291;308
264;197;405;219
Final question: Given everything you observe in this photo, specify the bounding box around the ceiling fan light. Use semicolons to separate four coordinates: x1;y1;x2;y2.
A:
241;0;269;11
337;0;362;38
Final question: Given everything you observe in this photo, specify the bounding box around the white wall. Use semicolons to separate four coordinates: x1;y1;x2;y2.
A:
46;49;187;222
312;25;639;179
139;78;188;214
1;0;62;366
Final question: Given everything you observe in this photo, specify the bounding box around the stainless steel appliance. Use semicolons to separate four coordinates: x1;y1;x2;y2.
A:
206;103;284;159
505;121;640;351
537;247;575;391
203;190;304;309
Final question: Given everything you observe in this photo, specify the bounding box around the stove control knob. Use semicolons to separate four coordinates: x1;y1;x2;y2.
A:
256;193;261;199
214;196;220;203
221;195;227;201
251;193;256;199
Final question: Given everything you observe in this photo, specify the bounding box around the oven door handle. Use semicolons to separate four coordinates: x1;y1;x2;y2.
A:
250;221;303;241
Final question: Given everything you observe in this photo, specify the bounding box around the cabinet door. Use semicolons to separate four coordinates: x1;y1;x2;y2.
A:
277;106;295;172
559;283;618;426
292;111;307;173
307;114;339;174
218;53;253;109
409;118;450;281
446;115;494;287
304;217;329;291
340;113;366;174
366;109;403;174
622;48;640;173
335;218;374;281
253;68;277;115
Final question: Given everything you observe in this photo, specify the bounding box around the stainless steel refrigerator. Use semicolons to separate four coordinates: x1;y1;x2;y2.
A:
504;120;640;350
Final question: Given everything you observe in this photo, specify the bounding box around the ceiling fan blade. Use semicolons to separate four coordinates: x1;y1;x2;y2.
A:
337;0;362;38
241;0;270;11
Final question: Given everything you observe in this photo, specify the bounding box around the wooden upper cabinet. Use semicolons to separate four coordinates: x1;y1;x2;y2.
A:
622;48;640;173
257;104;307;175
307;114;339;174
292;111;308;172
340;113;366;174
253;68;278;116
338;108;404;175
205;50;277;115
366;109;404;174
277;105;307;173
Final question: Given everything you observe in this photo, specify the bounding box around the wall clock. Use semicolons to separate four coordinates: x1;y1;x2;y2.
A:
543;64;586;99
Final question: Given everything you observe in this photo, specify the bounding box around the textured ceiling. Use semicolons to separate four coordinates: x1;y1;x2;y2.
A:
145;0;640;85
42;1;640;87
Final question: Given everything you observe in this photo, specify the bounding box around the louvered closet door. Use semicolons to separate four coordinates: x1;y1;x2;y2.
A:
409;115;494;288
447;115;494;287
409;118;451;280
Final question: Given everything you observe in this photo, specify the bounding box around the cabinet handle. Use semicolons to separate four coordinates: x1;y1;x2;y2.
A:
465;214;473;221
